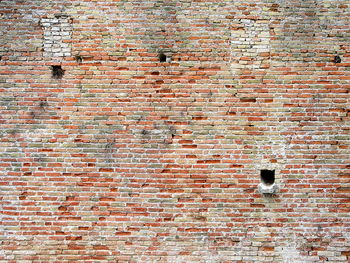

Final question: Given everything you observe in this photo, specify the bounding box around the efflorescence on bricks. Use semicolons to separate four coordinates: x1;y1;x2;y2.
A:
0;0;349;262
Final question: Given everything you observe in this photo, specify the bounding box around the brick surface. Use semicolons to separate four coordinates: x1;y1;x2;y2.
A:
0;0;349;262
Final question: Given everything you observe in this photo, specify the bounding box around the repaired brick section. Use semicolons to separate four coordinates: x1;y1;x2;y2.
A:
41;15;72;57
0;0;349;262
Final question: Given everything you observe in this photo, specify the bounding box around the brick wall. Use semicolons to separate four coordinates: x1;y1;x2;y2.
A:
1;0;349;262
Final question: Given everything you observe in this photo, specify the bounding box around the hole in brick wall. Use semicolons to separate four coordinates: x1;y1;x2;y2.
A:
159;53;167;62
39;100;48;108
75;55;83;63
334;55;341;63
260;170;275;186
54;13;69;19
51;65;64;79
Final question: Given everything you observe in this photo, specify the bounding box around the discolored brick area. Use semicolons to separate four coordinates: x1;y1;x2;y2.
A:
1;0;349;262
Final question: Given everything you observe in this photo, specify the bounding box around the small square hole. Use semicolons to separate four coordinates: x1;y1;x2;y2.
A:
159;53;167;62
75;55;83;63
260;170;275;186
51;65;64;79
333;55;341;63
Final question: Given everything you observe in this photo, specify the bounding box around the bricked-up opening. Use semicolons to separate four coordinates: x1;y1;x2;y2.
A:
159;53;167;62
260;170;275;186
51;65;64;79
334;55;341;63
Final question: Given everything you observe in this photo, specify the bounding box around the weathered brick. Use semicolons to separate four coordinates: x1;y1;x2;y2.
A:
0;0;349;262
